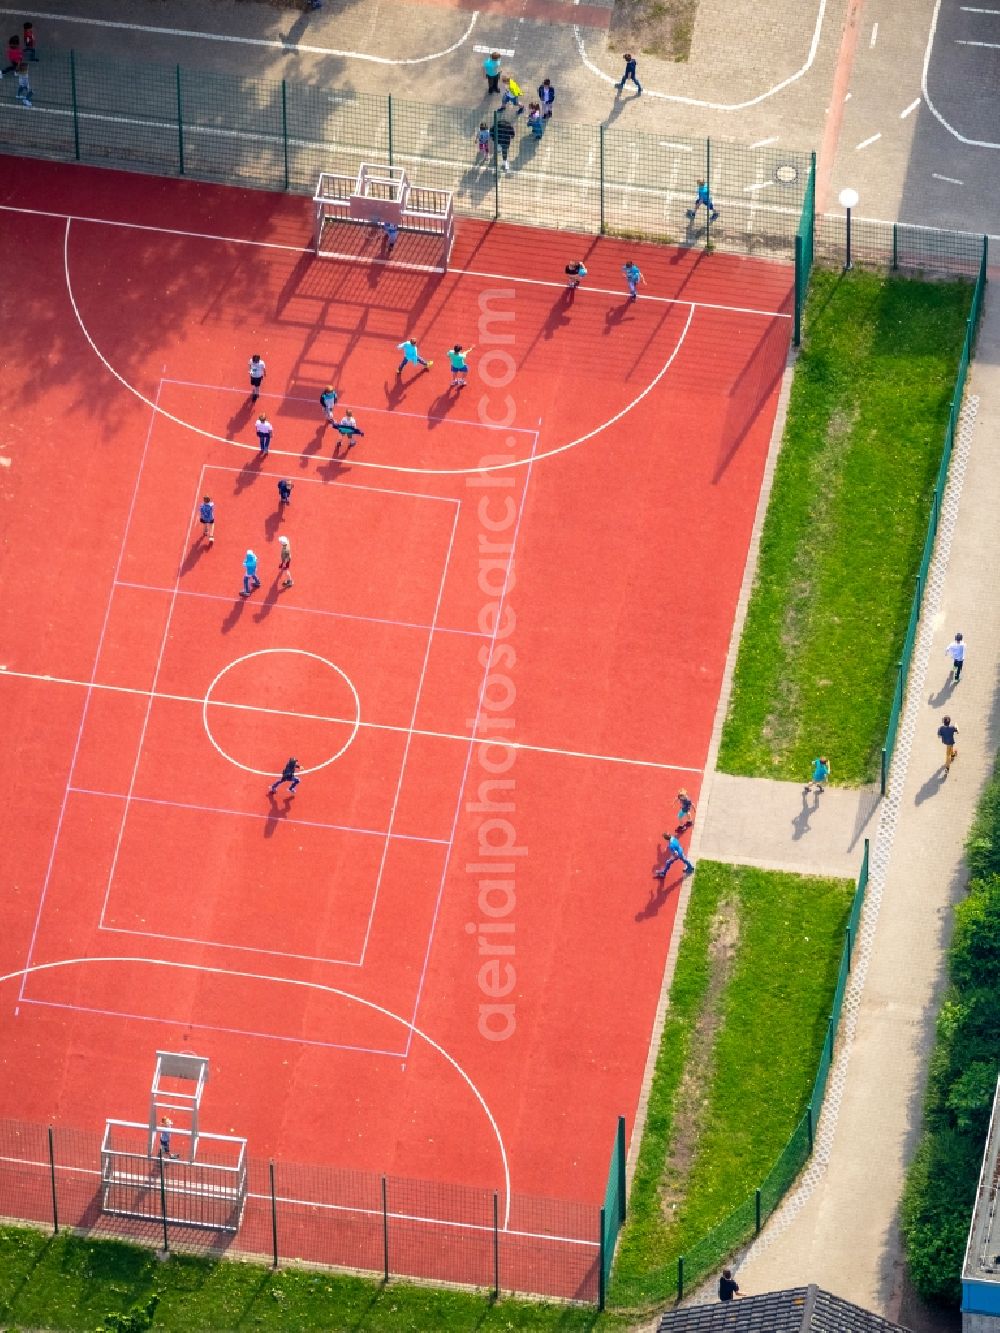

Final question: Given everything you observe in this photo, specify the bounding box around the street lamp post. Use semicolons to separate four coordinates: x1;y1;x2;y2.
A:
839;187;859;271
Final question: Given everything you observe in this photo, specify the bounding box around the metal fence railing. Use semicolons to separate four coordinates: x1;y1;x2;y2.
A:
880;235;988;795
0;1117;602;1304
609;839;871;1309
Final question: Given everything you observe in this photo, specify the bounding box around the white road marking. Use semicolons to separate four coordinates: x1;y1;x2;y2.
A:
900;98;921;118
659;140;694;152
870;22;879;46
960;5;1000;11
750;136;779;149
574;0;829;110
473;43;514;56
932;172;965;184
923;0;1000;147
856;132;882;150
955;38;1000;47
0;4;479;64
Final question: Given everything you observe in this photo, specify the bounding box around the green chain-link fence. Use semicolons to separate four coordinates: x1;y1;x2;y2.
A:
793;153;816;346
609;840;871;1310
880;236;988;794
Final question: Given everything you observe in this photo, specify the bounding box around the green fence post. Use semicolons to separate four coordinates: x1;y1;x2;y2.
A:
705;137;712;248
175;65;185;176
269;1161;279;1267
281;81;289;191
806;1105;814;1154
493;110;500;221
677;1255;685;1302
69;50;81;162
47;1126;59;1233
794;233;803;347
381;1176;389;1282
755;1187;762;1235
616;1115;626;1222
845;923;852;972
880;747;888;797
598;1207;607;1311
492;1191;500;1300
388;94;394;167
892;222;899;271
599;124;606;235
157;1152;170;1253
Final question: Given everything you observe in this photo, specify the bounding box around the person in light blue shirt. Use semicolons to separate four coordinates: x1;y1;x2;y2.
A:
319;385;338;423
397;339;432;374
654;834;694;879
198;496;215;545
686;179;719;223
623;260;644;301
804;756;830;794
446;344;475;388
240;549;261;598
483;51;501;96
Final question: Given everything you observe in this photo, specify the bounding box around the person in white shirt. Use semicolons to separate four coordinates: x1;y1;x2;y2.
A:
945;632;965;683
248;353;266;402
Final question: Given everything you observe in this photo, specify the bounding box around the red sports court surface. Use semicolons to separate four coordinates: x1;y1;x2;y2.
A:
0;161;791;1226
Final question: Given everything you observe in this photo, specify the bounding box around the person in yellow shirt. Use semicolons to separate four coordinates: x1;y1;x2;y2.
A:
501;74;524;116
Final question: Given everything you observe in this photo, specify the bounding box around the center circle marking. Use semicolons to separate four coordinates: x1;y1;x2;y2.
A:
202;648;361;777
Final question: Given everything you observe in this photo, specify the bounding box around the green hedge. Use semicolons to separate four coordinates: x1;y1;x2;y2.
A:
901;760;1000;1306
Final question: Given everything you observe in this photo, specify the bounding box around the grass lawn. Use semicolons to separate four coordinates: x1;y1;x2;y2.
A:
717;270;972;784
612;862;854;1304
0;1226;634;1332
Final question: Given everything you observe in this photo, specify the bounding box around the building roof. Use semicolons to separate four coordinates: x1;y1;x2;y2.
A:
656;1285;911;1332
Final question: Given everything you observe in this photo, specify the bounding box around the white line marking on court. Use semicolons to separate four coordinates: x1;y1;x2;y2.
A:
924;0;1000;147
870;21;879;46
16;379;165;1010
0;5;479;64
743;182;774;193
574;0;828;108
202;649;361;777
60;218;720;479
844;91;852;101
932;172;965;185
961;5;1000;10
856;132;882;150
955;37;1000;46
900;98;921;118
474;43;514;56
659;140;694;152
7;955;509;1217
750;136;780;149
0;666;702;773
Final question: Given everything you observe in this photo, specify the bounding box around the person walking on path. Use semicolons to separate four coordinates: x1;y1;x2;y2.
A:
255;414;273;455
198;496;215;545
447;344;475;388
719;1270;741;1302
494;114;516;172
319;385;338;423
804;756;830;795
615;52;642;96
538;78;555;119
500;74;524;115
397;338;432;374
654;834;695;879
334;409;365;450
565;260;587;290
687;179;720;223
483;50;501;96
675;788;696;833
268;757;301;797
945;631;965;683
938;716;959;772
248;353;266;402
240;549;261;598
277;477;293;507
623;260;644;301
277;535;293;589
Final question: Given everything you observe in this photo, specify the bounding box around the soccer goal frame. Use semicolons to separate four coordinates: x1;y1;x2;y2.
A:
313;164;455;271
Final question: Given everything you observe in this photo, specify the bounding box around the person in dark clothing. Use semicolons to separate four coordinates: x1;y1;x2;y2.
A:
719;1269;741;1301
268;757;301;797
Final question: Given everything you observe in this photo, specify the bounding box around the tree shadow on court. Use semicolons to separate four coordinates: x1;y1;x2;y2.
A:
233;454;267;496
712;315;789;483
635;876;673;922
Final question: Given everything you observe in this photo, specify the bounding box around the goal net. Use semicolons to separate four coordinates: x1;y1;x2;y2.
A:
314;164;455;272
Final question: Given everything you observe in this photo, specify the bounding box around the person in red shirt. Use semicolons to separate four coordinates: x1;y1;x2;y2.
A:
2;35;22;76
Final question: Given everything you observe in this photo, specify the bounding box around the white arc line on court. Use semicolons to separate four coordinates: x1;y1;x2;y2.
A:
4;955;511;1226
923;0;1000;147
62;216;702;477
574;0;828;109
0;666;703;774
0;6;479;64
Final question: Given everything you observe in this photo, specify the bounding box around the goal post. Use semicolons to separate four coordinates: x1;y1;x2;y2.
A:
313;164;455;271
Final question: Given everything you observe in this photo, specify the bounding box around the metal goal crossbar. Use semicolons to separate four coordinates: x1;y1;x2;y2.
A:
313;164;454;270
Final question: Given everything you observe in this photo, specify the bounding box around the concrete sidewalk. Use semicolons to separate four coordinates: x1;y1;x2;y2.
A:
717;289;1000;1323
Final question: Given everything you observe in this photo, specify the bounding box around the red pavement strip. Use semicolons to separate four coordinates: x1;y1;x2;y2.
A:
406;0;613;30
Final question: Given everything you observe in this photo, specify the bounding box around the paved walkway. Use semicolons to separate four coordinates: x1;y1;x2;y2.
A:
703;286;1000;1322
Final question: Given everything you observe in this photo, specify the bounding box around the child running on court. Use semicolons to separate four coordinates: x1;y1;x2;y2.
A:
277;478;293;506
319;385;338;423
623;260;644;301
447;344;475;388
198;496;215;545
334;409;365;451
277;535;293;589
268;756;301;797
565;260;587;289
248;353;266;401
397;338;432;374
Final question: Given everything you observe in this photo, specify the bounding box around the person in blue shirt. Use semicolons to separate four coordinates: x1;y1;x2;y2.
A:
483;51;501;96
687;179;719;223
319;385;338;423
616;52;642;96
804;756;830;794
240;549;261;598
538;78;556;119
198;496;215;546
446;344;475;388
277;478;293;507
397;338;432;374
382;221;399;252
565;260;587;289
623;260;644;301
654;834;695;879
268;757;301;797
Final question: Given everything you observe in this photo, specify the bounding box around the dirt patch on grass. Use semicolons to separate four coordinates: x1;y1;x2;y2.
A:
609;0;697;62
659;896;741;1216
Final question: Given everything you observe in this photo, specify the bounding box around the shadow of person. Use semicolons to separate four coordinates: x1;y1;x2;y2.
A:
221;595;248;635
791;789;818;840
635;877;671;922
178;541;208;577
384;375;407;408
264;792;292;838
227;398;255;436
604;96;627;128
914;767;949;806
427;387;462;429
318;453;350;483
543;288;574;340
928;673;956;708
252;581;281;624
300;423;328;468
264;503;285;542
233;454;265;495
603;302;631;333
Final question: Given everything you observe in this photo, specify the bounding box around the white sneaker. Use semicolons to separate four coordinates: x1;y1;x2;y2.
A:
503;160;510;173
